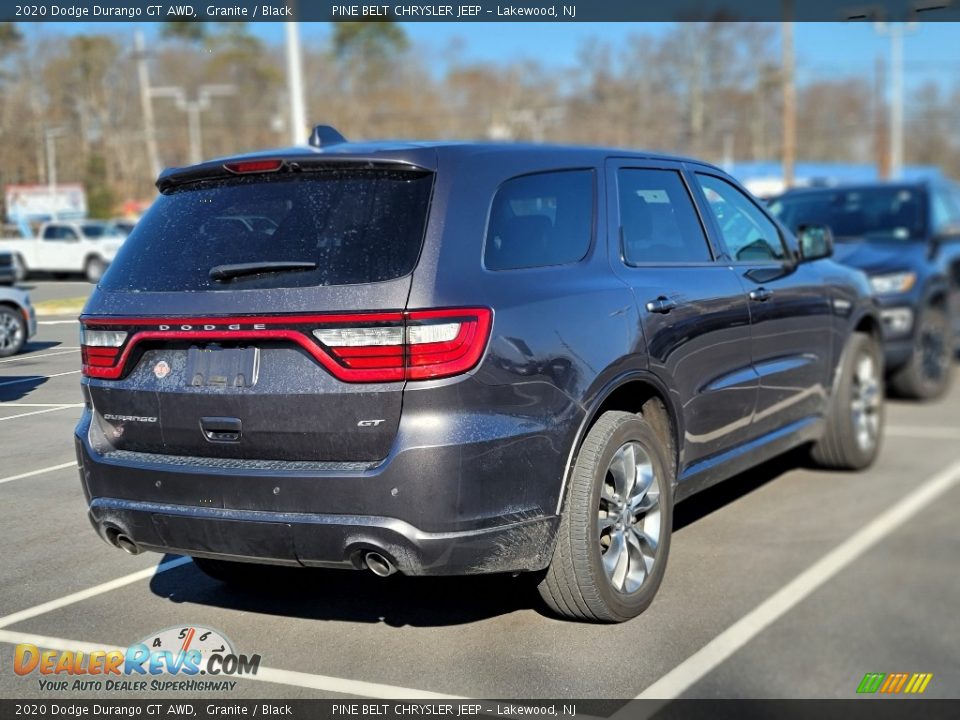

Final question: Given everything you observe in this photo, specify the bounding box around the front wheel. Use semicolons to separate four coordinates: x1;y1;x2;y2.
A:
889;306;953;401
538;411;674;622
85;257;107;284
810;332;885;470
0;306;26;357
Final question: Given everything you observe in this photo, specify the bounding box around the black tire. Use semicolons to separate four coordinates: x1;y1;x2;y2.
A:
0;306;26;357
810;332;885;470
192;557;266;586
889;306;953;401
538;410;674;622
85;257;106;284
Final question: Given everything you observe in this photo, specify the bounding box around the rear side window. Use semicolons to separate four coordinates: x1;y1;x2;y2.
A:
484;170;593;270
100;170;433;292
618;169;712;264
696;173;786;262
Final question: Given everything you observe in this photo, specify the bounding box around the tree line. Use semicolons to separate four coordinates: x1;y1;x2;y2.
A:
0;21;958;217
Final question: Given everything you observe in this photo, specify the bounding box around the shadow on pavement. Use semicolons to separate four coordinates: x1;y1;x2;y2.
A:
150;554;540;627
0;375;49;402
146;449;814;626
674;448;808;532
18;341;63;354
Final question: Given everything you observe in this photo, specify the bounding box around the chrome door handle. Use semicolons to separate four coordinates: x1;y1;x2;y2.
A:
749;287;773;302
645;296;677;314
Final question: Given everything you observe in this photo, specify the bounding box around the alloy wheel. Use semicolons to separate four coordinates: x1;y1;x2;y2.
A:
598;441;661;594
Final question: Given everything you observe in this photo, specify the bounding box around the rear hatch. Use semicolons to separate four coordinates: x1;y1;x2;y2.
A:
81;161;436;463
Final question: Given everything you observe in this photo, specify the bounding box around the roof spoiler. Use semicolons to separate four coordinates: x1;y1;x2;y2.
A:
308;125;347;148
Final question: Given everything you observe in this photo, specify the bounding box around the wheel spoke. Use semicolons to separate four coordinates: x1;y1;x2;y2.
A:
602;529;629;591
608;443;637;499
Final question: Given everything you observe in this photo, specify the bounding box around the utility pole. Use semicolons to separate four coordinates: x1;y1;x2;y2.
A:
150;85;236;164
44;128;65;221
781;1;796;189
285;21;307;144
134;30;160;179
875;22;916;180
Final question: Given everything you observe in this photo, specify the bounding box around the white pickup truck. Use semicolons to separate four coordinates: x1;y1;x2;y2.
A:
0;220;125;283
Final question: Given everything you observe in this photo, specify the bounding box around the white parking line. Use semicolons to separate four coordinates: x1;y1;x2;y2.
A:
0;370;80;387
0;348;80;364
0;403;84;408
0;461;77;486
0;405;79;422
634;457;960;700
38;320;79;325
886;425;960;440
0;556;192;629
0;629;464;700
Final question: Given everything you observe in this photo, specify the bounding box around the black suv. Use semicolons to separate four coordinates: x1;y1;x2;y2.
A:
770;181;960;400
77;131;884;622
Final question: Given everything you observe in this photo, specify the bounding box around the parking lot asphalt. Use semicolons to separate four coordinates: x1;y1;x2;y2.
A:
1;282;958;701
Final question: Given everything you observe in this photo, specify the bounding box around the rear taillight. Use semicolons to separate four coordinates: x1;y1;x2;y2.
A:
80;308;492;383
79;328;128;370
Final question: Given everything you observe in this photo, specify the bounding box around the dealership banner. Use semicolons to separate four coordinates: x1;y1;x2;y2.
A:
1;700;959;719
3;0;960;22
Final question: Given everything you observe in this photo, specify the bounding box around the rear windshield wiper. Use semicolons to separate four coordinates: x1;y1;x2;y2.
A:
209;261;317;281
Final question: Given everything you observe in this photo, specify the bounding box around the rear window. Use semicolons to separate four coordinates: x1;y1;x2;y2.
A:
101;170;433;292
484;170;594;270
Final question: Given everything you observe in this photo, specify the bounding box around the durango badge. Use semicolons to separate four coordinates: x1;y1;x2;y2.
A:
154;360;171;379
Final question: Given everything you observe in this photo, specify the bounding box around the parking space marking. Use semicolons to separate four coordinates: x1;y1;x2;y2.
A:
0;403;83;408
0;406;79;422
37;320;79;325
0;629;464;700
0;461;77;486
634;457;960;701
887;425;960;440
0;557;192;629
0;371;80;388
0;349;80;364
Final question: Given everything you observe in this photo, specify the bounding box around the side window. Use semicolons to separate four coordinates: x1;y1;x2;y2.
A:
42;226;60;240
932;187;960;234
618;168;712;264
696;174;786;262
485;170;593;271
63;228;79;240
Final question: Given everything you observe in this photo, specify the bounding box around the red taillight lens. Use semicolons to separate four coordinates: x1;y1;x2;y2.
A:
223;159;284;174
80;308;492;383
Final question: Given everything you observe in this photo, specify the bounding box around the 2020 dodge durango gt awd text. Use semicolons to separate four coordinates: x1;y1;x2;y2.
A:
76;135;885;622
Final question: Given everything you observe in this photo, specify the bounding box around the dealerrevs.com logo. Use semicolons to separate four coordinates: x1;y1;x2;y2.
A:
14;626;261;692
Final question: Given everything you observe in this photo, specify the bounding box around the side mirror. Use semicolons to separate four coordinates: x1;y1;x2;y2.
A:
797;224;834;262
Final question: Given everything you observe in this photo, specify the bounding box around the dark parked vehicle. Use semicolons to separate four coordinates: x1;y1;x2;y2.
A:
770;182;960;400
0;251;16;286
77;130;884;622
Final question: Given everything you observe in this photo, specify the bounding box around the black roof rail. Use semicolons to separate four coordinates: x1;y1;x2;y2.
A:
308;125;348;148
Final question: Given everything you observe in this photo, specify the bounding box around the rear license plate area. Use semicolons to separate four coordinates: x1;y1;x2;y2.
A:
185;345;260;388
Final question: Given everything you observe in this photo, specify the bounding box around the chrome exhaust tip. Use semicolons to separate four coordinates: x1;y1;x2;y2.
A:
364;551;395;577
115;534;141;556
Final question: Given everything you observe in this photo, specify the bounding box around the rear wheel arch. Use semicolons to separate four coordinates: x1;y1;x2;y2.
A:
559;373;681;515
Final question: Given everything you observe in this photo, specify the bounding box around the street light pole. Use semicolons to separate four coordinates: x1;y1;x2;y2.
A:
150;85;236;164
285;21;307;145
44;128;65;221
875;22;916;180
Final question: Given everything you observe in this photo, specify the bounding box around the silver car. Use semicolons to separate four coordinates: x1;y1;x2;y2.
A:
0;286;36;357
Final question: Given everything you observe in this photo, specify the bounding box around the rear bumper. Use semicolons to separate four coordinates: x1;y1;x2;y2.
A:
86;497;558;576
76;392;577;575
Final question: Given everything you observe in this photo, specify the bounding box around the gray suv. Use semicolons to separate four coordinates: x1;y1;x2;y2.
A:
77;129;884;621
